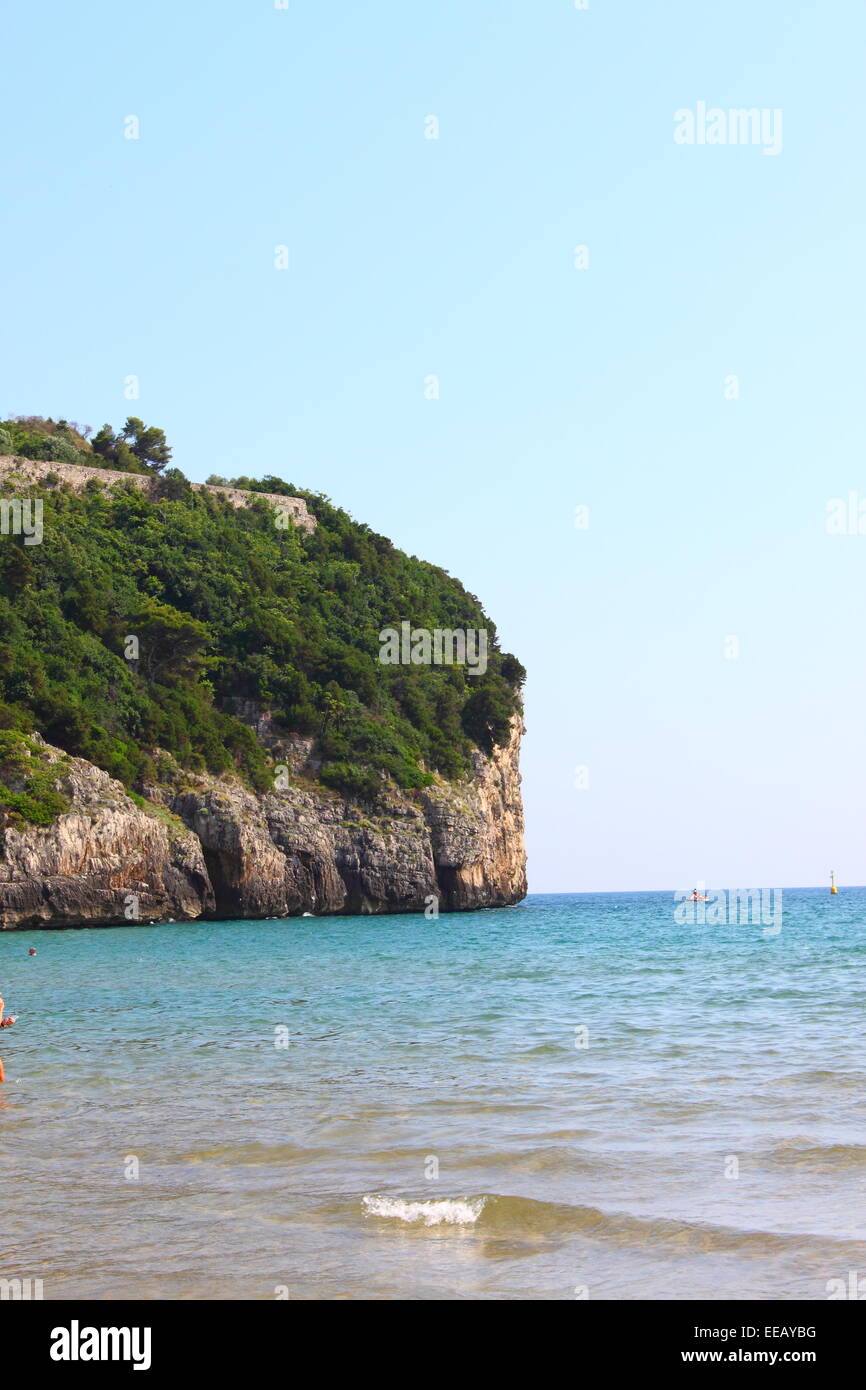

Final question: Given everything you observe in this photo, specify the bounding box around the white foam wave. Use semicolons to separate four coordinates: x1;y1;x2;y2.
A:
362;1194;484;1226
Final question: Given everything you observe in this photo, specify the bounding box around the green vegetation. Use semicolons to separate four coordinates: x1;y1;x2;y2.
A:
0;422;524;803
0;732;70;827
91;418;172;473
0;416;93;466
127;789;190;836
0;413;172;475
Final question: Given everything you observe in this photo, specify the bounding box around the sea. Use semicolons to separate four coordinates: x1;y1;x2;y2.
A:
1;889;864;1301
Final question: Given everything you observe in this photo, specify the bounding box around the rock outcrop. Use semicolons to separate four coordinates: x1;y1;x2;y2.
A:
0;739;213;928
0;456;316;532
0;721;527;928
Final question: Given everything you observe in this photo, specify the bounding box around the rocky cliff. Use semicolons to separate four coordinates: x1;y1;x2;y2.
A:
0;721;526;928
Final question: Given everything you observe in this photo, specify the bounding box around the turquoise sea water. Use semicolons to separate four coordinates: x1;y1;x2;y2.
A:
2;890;866;1301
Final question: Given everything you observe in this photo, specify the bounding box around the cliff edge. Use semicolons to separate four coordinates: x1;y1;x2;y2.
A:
0;721;526;928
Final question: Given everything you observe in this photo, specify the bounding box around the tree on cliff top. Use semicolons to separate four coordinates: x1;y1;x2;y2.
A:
91;417;172;474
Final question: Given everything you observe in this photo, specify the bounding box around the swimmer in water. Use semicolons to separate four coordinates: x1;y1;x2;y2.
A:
28;948;36;957
0;995;16;1082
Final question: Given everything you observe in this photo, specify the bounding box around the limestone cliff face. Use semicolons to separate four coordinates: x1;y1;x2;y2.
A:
0;721;526;928
0;739;212;928
419;717;527;910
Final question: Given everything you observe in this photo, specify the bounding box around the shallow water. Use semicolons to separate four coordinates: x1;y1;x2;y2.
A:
1;890;864;1300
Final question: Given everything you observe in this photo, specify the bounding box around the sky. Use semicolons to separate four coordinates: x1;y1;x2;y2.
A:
2;1;865;892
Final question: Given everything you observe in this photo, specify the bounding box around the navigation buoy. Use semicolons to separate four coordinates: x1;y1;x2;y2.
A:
830;870;838;895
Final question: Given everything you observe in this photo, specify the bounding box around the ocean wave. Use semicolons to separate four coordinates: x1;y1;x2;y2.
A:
361;1191;866;1255
175;1141;330;1166
766;1139;866;1168
773;1069;866;1088
362;1195;485;1225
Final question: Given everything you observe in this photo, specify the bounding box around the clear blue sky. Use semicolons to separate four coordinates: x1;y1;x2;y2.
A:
2;1;865;891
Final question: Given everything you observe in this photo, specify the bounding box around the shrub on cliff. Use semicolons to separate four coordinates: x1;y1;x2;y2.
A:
0;416;91;465
0;732;70;827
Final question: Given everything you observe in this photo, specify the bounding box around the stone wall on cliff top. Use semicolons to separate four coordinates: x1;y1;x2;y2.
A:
0;455;316;533
0;720;527;927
